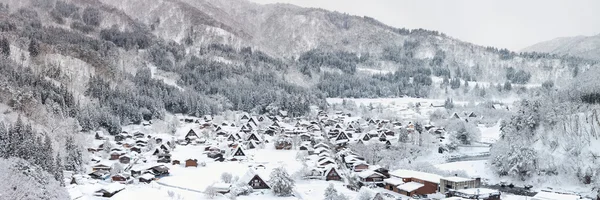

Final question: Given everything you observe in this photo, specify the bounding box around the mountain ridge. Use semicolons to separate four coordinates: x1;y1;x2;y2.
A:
522;34;600;61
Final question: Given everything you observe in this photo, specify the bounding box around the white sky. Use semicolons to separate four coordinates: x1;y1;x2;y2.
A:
248;0;600;51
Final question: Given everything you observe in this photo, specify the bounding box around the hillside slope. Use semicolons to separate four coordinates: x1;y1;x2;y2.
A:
97;0;598;84
522;34;600;61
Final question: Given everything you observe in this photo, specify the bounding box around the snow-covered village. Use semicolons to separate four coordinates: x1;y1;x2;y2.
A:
0;0;600;200
63;97;585;200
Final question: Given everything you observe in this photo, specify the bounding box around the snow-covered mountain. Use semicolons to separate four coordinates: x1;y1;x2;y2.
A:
522;34;600;61
91;0;597;84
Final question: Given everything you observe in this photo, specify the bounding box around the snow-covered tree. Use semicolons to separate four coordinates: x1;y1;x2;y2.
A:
230;182;253;196
443;119;481;145
324;183;338;200
204;184;218;199
110;162;123;175
221;172;233;183
268;167;295;196
0;158;69;200
491;100;542;180
357;189;373;200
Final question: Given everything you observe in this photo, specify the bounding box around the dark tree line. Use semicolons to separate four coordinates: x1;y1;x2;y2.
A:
506;67;531;84
298;48;363;75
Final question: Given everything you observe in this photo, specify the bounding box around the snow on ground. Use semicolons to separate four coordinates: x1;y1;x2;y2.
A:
111;183;203;200
294;180;357;200
479;122;501;144
435;160;492;179
148;64;184;91
158;145;303;192
356;67;392;75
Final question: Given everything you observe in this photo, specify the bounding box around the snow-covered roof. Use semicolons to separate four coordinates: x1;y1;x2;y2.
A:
318;157;336;165
532;191;581;200
68;186;83;200
389;169;442;184
397;182;424;192
357;170;384;179
240;167;271;184
442;176;475;182
100;183;125;193
212;183;231;191
383;177;404;186
139;173;155;180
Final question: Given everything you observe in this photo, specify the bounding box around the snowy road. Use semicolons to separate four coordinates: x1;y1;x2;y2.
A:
155;181;204;194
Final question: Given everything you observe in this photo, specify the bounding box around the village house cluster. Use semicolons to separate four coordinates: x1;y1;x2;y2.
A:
72;105;506;199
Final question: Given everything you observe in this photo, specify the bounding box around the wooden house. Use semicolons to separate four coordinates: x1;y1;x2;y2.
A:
299;133;312;142
324;167;341;181
230;146;247;159
95;131;105;140
388;169;442;196
130;146;141;154
172;160;181;165
111;174;133;184
357;170;386;185
89;170;109;180
119;155;131;164
138;173;155;184
95;183;125;197
148;165;170;177
334;132;350;143
109;151;122;160
353;162;370;172
92;163;112;171
241;168;270;189
185;129;199;140
185;159;198;167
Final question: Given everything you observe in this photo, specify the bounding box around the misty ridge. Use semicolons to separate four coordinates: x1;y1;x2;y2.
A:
0;0;598;199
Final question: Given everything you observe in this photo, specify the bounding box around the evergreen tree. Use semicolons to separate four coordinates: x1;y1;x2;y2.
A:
28;39;40;57
0;37;9;56
41;134;55;172
0;122;7;158
7;117;24;158
504;81;512;91
64;136;83;172
444;98;454;110
54;152;65;186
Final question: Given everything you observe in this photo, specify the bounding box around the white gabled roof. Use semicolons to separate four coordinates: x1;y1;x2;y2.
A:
139;173;155;180
101;183;125;193
240;167;271;185
356;170;384;179
389;169;442;184
383;177;404;186
397;182;424;192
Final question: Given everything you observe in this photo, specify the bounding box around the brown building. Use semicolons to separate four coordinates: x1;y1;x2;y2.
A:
119;155;131;164
185;159;198;167
388;169;442;196
324;167;341;181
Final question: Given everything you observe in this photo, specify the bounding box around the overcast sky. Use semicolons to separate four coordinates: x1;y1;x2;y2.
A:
248;0;600;51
